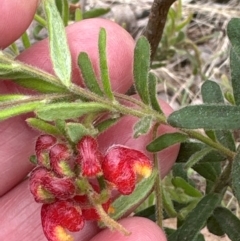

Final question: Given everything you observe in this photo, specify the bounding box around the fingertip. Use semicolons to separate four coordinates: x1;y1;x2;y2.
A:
0;0;39;49
89;217;167;241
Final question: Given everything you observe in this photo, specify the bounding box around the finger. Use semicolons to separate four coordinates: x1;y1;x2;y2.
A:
89;217;167;241
98;97;180;177
0;180;100;241
0;19;135;196
17;18;135;93
0;0;39;49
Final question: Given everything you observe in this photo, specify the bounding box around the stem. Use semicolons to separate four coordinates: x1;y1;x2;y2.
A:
184;129;235;160
152;124;163;228
87;188;131;236
143;0;177;60
212;161;233;193
34;14;47;27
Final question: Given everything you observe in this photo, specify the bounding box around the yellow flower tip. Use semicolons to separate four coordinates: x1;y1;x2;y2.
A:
55;225;73;241
37;185;54;200
134;163;152;178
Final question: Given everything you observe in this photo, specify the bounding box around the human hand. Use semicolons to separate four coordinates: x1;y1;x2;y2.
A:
0;1;179;240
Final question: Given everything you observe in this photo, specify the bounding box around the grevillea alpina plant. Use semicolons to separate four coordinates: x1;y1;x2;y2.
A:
2;0;240;240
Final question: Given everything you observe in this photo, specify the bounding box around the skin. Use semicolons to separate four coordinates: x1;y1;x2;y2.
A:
0;2;179;241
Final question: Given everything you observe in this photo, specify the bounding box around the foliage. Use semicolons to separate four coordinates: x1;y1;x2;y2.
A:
1;0;240;241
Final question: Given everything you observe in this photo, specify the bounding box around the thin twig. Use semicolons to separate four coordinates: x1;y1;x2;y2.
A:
143;0;177;60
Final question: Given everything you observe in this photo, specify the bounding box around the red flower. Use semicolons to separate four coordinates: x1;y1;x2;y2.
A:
102;145;152;195
76;136;103;177
35;135;57;168
41;200;84;241
29;167;75;203
49;143;75;177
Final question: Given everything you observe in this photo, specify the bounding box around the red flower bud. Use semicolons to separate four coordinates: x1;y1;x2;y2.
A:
29;167;76;202
102;146;152;195
76;136;103;177
35;135;57;168
41;200;84;241
49;144;75;177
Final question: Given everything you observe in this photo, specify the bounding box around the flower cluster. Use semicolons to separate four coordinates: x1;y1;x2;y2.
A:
29;135;152;241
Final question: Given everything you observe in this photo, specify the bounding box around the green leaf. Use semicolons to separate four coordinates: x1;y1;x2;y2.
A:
0;94;28;102
193;163;220;182
26;118;62;136
226;18;240;106
15;78;66;93
78;52;103;96
55;0;69;26
163;188;178;218
176;142;225;163
184;147;213;170
133;115;153;138
230;49;240;106
134;37;150;105
171;177;202;198
111;170;157;220
98;28;114;100
44;0;71;87
65;122;97;143
0;101;45;121
169;194;221;241
148;72;163;113
147;133;188;152
213;207;240;241
95;117;120;133
232;148;240;202
207;216;225;236
168;104;240;130
36;102;112;121
74;8;82;21
201;80;236;151
83;8;110;19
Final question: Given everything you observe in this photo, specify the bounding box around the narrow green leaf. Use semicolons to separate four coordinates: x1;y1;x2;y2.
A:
162;189;178;218
147;133;188;152
134;37;150;105
184;147;213;170
148;72;163;113
207;216;225;236
95;117;120;133
232;148;240;202
65;123;97;143
193;163;220;182
0;101;45;121
133;115;153;138
0;94;28;102
176;142;225;163
171;177;202;198
44;0;71;87
202;80;236;151
83;8;110;19
15;78;66;93
168;104;240;130
21;32;31;49
75;8;82;21
169;194;221;241
36;102;111;121
230;49;240;106
227;18;240;56
98;28;114;100
55;0;69;26
213;207;240;241
78;52;103;96
111;170;157;220
26;118;62;136
29;155;38;165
